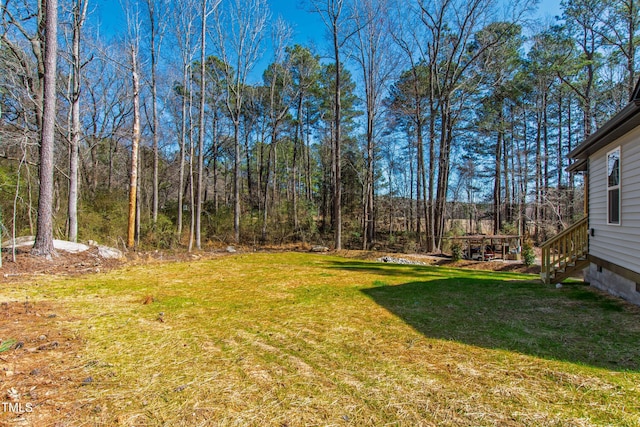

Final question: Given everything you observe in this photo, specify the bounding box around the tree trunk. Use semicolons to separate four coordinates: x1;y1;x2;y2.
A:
408;139;414;233
212;108;219;212
233;120;241;243
261;135;275;242
557;93;563;189
363;108;374;249
127;45;140;249
493;104;503;235
292;93;303;234
305;107;312;201
244;119;254;206
67;0;87;244
177;63;188;238
136;146;142;246
332;23;342;250
416;126;423;239
32;0;58;257
188;75;196;251
506;105;515;225
149;0;160;225
434;101;453;250
427;98;436;252
534;108;542;241
195;0;207;249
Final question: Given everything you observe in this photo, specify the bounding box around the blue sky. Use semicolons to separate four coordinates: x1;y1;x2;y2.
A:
270;0;326;47
538;0;562;18
93;0;327;82
93;0;326;45
94;0;561;39
92;0;562;82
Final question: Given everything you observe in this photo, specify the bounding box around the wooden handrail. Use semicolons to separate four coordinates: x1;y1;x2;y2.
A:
540;217;588;247
540;217;589;284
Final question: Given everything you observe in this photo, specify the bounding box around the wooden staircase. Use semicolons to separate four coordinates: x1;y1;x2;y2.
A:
540;217;590;284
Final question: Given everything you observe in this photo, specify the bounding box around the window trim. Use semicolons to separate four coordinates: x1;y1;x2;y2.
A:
607;146;621;225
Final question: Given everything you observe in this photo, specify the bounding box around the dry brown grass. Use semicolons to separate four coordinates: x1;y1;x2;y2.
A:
1;252;639;426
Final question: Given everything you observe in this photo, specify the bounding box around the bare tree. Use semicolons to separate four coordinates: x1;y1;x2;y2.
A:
195;0;220;249
171;0;199;241
419;0;506;249
124;1;143;248
12;139;32;262
261;19;294;241
0;1;45;132
214;0;269;243
388;4;431;247
1;1;51;251
308;0;358;250
127;43;141;248
80;48;132;196
151;5;161;225
187;71;196;251
144;0;168;225
350;0;396;249
64;0;89;243
32;0;58;257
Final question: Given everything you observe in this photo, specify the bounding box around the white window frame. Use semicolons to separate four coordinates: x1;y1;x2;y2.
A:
607;146;621;225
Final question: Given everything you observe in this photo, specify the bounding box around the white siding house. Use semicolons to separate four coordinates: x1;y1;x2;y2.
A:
568;82;640;305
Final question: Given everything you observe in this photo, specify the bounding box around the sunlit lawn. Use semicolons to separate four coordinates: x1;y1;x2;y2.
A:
3;252;640;426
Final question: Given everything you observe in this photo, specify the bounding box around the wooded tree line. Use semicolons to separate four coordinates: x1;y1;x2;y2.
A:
0;0;637;255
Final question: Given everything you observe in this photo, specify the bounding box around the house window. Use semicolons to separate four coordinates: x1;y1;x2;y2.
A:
607;147;620;225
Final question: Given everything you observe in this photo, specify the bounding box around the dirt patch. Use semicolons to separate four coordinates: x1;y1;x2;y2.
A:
0;300;87;426
439;258;540;275
1;246;125;281
335;249;541;275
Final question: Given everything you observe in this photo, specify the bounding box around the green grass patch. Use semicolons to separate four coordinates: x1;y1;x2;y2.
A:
0;338;16;353
5;252;640;426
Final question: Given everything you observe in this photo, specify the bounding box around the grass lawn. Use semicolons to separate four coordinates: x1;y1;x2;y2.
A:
2;252;640;426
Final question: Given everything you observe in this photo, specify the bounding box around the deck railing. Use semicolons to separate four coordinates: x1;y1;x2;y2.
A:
540;217;589;284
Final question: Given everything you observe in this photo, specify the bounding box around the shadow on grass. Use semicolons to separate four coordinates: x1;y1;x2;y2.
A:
332;260;640;372
327;259;530;280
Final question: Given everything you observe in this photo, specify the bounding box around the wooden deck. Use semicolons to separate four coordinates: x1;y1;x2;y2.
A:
447;235;522;261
